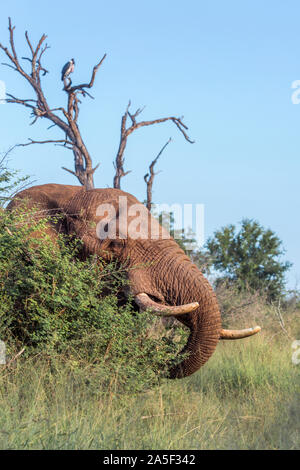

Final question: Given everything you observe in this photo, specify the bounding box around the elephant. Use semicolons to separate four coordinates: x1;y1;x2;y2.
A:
7;184;261;379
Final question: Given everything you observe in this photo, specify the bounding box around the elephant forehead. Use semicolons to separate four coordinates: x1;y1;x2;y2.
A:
67;190;170;241
66;189;139;216
96;201;170;241
72;188;139;204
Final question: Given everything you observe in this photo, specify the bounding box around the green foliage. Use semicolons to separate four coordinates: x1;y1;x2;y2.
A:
206;219;291;301
155;212;291;297
156;211;214;274
157;211;196;253
0;208;186;393
0;312;299;449
0;150;30;206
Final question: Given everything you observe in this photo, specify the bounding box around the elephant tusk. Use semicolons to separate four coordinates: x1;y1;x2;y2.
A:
220;326;261;340
134;293;199;316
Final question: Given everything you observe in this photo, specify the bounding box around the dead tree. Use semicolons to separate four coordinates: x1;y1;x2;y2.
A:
0;18;105;190
113;102;194;190
1;18;194;193
144;138;172;211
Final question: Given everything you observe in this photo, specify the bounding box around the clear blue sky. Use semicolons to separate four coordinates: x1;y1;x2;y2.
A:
0;1;299;290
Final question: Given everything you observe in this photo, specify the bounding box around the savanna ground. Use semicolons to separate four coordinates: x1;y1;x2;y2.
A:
0;299;299;450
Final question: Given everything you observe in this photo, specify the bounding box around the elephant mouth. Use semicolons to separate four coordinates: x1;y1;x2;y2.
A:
134;292;261;340
134;292;199;317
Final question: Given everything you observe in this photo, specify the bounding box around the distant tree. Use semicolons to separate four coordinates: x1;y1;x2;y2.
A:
189;246;214;275
206;219;291;301
156;211;196;252
155;211;213;274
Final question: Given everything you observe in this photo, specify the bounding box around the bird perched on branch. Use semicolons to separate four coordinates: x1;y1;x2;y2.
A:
61;58;75;81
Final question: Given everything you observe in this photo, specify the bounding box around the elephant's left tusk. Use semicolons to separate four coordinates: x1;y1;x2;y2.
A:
220;326;261;340
134;293;199;316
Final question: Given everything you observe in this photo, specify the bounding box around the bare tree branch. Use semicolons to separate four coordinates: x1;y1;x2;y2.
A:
1;18;193;192
16;138;75;148
113;102;194;189
0;18;106;190
61;166;77;177
24;30;34;56
59;54;106;188
22;55;49;77
4;347;25;369
144;138;172;211
66;54;106;93
1;62;17;71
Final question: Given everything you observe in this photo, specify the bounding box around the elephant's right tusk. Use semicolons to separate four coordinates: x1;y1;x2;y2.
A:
220;326;261;340
134;293;199;316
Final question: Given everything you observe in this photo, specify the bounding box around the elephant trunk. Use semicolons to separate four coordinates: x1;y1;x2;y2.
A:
128;244;222;379
167;265;222;379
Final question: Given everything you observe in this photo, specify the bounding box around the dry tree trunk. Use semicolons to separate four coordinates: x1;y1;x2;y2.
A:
0;18;105;189
1;18;194;193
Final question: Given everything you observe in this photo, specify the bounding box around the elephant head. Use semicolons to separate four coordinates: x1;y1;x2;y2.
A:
8;184;261;379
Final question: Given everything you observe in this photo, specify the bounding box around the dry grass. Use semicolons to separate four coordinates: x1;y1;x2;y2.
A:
0;291;299;450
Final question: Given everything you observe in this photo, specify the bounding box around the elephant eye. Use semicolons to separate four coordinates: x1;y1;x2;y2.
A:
110;238;124;250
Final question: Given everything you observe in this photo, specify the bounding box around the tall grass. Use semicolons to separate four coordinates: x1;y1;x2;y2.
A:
0;308;299;450
0;207;299;449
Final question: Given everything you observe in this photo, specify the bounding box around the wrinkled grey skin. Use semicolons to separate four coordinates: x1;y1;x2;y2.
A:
8;183;223;378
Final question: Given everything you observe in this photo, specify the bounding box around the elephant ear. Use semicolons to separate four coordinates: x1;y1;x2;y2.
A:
8;187;70;242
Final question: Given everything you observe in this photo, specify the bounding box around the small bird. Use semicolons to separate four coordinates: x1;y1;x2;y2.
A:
61;58;75;81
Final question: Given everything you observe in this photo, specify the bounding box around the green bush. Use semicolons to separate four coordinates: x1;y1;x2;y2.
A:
0;208;186;393
206;219;291;301
0;150;30;207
